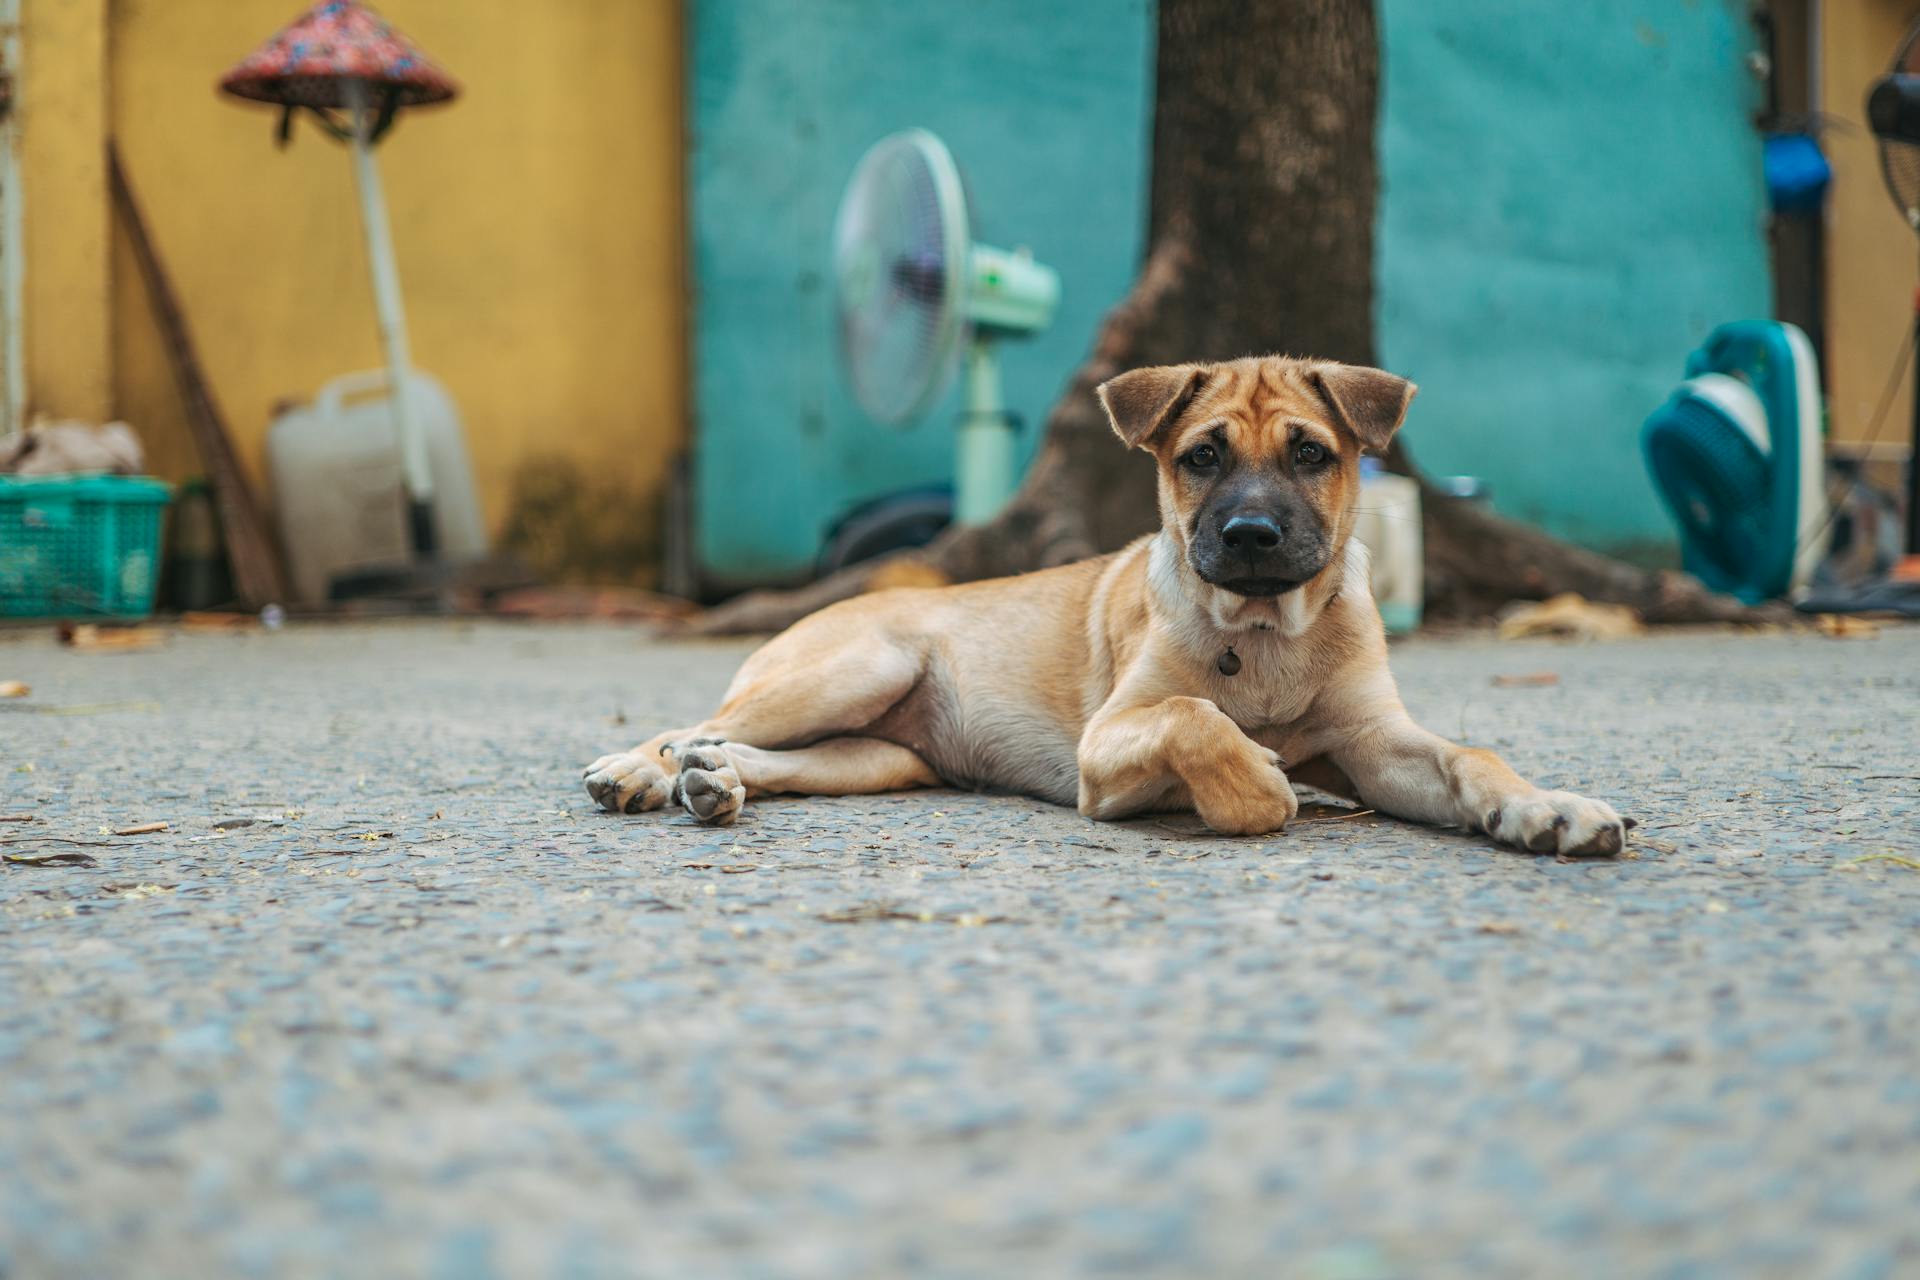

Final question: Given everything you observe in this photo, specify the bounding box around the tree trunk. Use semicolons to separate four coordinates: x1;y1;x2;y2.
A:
687;0;1783;636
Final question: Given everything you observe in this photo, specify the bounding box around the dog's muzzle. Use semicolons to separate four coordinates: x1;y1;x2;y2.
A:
1192;512;1328;596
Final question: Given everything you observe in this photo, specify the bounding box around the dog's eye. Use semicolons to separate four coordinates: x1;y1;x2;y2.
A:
1185;444;1219;470
1295;441;1329;467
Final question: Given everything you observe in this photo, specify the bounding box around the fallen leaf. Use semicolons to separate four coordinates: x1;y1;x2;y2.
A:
178;611;260;633
864;560;951;592
57;623;165;653
0;814;35;824
1477;922;1525;936
489;585;697;622
1498;594;1644;641
681;861;715;870
0;681;28;698
112;822;169;836
1492;672;1559;687
720;864;760;874
1813;613;1881;639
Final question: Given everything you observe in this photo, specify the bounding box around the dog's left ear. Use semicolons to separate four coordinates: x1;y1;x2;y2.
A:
1309;363;1417;453
1097;364;1207;450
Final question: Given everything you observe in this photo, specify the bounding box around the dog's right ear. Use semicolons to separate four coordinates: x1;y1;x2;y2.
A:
1097;364;1206;450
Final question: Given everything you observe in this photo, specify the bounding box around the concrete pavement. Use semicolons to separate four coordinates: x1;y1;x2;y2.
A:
1;620;1916;1278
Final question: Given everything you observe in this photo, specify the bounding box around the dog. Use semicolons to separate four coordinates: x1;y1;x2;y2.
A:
584;355;1631;855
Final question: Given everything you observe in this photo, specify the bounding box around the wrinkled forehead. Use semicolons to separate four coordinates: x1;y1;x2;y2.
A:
1171;359;1341;452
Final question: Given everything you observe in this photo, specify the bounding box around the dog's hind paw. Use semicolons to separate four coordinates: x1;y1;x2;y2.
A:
670;742;746;826
583;751;674;814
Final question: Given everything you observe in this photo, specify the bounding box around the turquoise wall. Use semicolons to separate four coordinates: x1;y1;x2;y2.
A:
689;0;1155;587
690;0;1772;583
1377;0;1772;554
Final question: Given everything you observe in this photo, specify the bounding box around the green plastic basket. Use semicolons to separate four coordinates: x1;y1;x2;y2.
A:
0;474;172;618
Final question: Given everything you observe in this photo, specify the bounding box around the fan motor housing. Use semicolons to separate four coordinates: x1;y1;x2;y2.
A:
967;245;1060;334
1868;73;1920;144
1640;321;1825;605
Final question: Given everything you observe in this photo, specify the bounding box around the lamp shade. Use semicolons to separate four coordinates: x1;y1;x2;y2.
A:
219;0;457;111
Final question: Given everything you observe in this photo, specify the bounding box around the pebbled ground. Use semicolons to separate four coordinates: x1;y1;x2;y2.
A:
1;620;1916;1279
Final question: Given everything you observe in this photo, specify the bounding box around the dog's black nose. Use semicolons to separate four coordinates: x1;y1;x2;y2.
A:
1221;514;1284;552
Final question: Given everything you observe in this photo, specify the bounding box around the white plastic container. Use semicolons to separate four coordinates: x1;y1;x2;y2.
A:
1352;458;1423;634
267;369;486;604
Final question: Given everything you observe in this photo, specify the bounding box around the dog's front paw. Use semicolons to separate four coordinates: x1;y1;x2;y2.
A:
583;751;674;814
1196;746;1299;837
1486;790;1632;856
669;741;746;827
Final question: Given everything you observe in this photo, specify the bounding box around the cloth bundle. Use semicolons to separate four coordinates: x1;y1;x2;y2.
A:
0;421;145;476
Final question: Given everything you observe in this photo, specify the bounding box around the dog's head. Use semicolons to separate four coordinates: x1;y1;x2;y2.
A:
1097;355;1415;601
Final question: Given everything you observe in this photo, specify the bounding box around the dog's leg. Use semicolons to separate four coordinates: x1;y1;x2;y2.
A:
583;625;926;815
1077;696;1298;836
667;737;938;826
1330;716;1630;856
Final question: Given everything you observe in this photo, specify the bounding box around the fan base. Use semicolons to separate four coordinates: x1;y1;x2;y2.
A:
1796;564;1920;618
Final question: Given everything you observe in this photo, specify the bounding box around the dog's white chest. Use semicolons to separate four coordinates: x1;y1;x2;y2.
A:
1212;679;1314;734
1203;643;1320;732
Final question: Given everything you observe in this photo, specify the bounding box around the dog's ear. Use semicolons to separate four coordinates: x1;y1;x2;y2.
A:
1309;363;1417;453
1097;364;1206;450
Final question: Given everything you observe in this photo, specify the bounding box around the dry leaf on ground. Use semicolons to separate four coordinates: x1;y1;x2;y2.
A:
489;586;696;622
58;623;165;653
864;560;951;592
0;681;28;698
1813;614;1881;639
1498;594;1645;641
179;611;261;633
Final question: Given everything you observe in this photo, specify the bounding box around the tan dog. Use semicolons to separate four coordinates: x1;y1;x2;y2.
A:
585;355;1631;855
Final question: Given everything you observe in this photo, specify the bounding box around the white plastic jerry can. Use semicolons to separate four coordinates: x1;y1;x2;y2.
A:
266;369;487;604
1352;457;1423;634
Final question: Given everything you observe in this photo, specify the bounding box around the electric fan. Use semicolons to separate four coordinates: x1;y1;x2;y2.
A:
833;129;1061;525
1792;18;1920;615
1641;321;1827;604
1867;20;1920;566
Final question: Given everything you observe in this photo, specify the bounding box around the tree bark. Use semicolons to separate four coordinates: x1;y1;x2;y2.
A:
686;0;1782;636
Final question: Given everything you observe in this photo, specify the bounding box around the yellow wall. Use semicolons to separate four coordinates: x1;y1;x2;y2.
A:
1822;0;1920;453
104;0;685;575
22;0;112;422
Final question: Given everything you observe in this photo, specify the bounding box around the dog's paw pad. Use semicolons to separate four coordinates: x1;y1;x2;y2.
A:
678;765;745;827
582;751;673;814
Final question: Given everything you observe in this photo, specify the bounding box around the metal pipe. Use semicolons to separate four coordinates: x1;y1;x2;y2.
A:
345;77;436;554
954;334;1017;525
